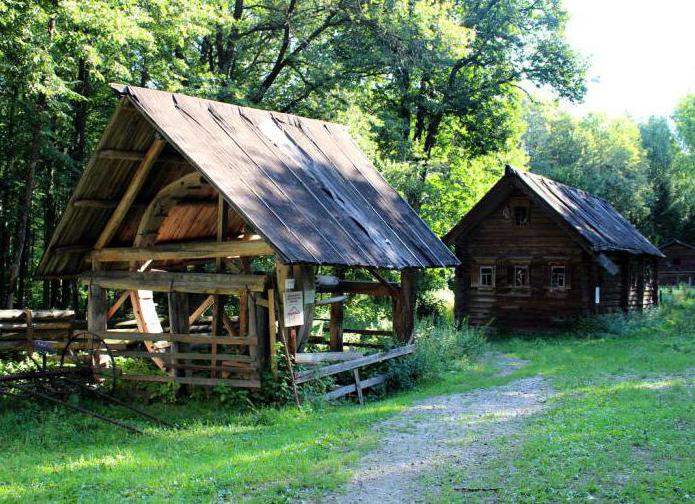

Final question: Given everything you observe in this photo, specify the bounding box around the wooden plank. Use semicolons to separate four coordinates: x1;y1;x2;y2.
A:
107;290;130;320
168;292;189;378
323;374;385;401
329;299;344;352
94;137;166;250
0;322;73;331
104;350;253;362
80;271;266;294
189;295;214;324
87;284;107;334
97;149;187;164
91;239;274;262
119;374;261;388
294;351;364;364
97;331;255;345
0;309;75;321
268;288;277;377
353;369;364;404
318;280;399;297
294;345;414;384
315;295;348;306
343;328;393;336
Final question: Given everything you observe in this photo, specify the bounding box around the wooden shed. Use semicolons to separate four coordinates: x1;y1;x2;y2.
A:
443;166;663;330
658;239;695;286
38;84;458;391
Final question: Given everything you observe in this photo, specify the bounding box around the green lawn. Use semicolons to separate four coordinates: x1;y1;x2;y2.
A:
1;288;693;503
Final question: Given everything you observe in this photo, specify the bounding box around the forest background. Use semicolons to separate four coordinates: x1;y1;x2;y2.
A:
1;0;693;312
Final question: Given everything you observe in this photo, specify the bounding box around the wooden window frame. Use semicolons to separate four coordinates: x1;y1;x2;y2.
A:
550;265;567;290
479;266;495;288
513;265;530;288
513;206;529;226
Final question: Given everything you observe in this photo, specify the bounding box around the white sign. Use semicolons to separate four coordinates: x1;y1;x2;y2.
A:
595;286;601;304
304;289;315;304
284;278;296;290
284;291;304;327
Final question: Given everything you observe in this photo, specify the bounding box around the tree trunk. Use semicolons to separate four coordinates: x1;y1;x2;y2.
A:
4;95;45;308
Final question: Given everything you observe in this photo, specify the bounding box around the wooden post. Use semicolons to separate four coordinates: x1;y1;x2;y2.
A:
293;264;315;352
168;292;190;379
211;194;228;378
393;268;417;343
87;284;107;334
268;288;277;377
329;301;344;351
275;260;292;355
353;368;364;405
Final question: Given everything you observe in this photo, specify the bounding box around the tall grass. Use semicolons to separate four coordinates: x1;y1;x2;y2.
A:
386;319;487;391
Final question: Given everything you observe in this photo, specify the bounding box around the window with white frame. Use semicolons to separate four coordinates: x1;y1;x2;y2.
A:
550;265;566;288
514;265;529;287
480;266;495;287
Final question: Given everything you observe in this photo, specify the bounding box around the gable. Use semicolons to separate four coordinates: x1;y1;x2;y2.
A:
39;85;458;277
445;165;663;258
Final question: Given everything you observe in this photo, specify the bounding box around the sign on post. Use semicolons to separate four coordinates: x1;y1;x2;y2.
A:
284;291;304;327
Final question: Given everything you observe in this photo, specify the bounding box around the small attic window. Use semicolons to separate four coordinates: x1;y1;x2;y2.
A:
514;206;529;226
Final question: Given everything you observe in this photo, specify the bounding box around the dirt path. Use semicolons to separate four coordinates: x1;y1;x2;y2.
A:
318;355;552;504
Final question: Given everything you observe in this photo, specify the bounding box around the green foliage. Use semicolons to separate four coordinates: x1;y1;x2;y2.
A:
386;318;486;391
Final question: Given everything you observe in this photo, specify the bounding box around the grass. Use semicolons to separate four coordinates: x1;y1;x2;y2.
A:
1;288;693;503
430;287;695;503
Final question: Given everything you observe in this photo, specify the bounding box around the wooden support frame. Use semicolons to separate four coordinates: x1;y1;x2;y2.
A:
294;344;414;384
79;271;265;294
91;239;274;262
94;137;166;250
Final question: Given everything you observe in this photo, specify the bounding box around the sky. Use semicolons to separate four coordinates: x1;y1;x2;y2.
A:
558;0;695;120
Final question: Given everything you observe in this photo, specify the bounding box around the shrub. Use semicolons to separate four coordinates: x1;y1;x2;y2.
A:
385;318;486;391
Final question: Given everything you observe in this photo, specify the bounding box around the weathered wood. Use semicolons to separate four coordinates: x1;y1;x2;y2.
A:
343;328;393;336
323;374;385;401
91;239;274;262
353;369;364;405
168;292;189;378
98;331;257;346
0;309;75;321
189;295;214;324
119;374;261;389
0;321;73;331
315;295;348;306
80;271;266;294
105;350;253;362
268;288;277;377
393;268;417;343
106;291;130;321
318;280;399;297
294;351;364;364
293;264;315;352
94;138;166;250
329;300;344;352
87;284;107;334
294;345;414;384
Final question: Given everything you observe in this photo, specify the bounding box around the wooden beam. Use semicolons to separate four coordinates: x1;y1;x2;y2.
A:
318;280;399;297
97;331;256;345
188;295;214;325
80;271;266;294
294;351;364;364
97;149;187;164
294;344;414;384
91;239;274;262
94;138;166;250
323;374;385;401
119;374;261;389
107;291;130;320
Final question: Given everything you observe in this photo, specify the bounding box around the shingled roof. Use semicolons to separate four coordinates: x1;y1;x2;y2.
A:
39;85;457;277
444;165;663;257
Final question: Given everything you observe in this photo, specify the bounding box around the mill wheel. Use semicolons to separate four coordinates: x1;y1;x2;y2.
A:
60;331;117;394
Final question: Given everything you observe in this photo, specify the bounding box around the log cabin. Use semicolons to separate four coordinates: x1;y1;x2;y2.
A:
37;84;458;392
658;239;695;286
443;166;663;330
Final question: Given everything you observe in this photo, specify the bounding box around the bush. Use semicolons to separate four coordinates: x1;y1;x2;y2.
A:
385;318;486;391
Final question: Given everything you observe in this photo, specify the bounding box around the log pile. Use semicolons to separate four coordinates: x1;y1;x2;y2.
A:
0;310;76;353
